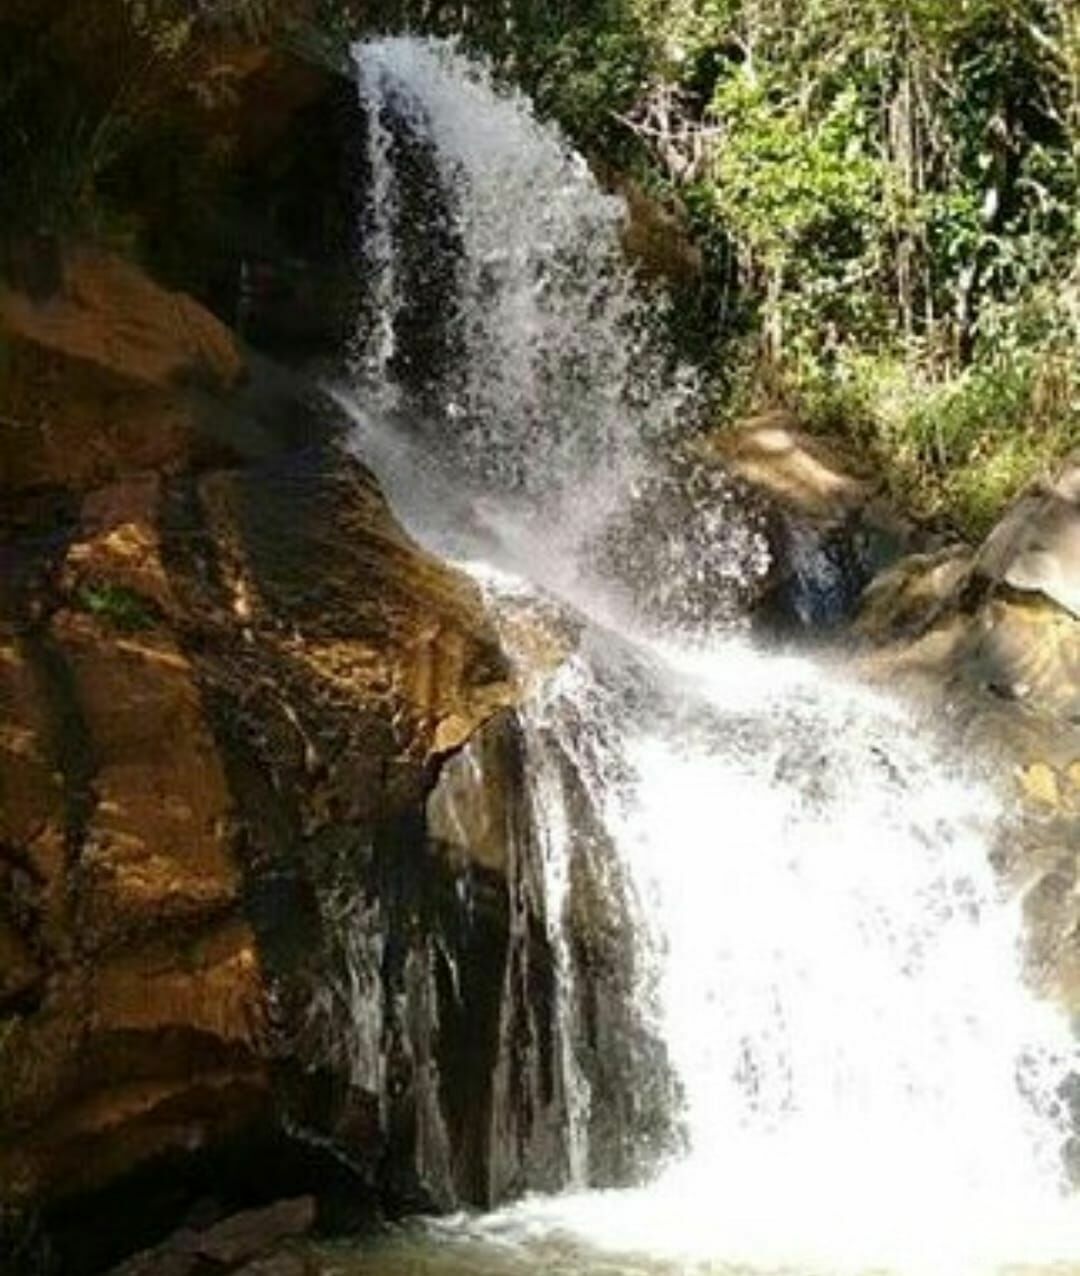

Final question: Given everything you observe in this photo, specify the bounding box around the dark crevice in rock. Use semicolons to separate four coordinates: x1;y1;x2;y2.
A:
19;633;97;908
17;1126;345;1276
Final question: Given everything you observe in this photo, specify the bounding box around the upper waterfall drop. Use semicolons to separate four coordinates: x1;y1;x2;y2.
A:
346;36;768;623
351;38;668;481
337;34;1080;1276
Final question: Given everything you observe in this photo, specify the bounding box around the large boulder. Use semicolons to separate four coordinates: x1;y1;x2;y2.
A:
702;411;919;631
0;445;519;1220
855;455;1080;1018
107;1196;317;1276
0;252;571;1273
0;244;246;496
856;454;1080;722
974;453;1080;619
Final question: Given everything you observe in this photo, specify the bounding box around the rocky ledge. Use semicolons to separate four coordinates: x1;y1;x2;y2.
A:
852;452;1080;1022
0;247;570;1272
715;413;1080;1029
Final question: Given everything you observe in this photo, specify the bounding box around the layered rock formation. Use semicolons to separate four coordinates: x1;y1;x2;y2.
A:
0;247;568;1272
853;454;1080;1020
855;453;1080;725
713;414;1080;1023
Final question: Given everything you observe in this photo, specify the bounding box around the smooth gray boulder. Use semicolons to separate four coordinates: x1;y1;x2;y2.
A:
975;454;1080;617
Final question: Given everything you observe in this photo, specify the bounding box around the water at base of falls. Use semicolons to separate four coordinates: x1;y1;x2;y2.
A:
335;34;1080;1276
300;1221;1080;1276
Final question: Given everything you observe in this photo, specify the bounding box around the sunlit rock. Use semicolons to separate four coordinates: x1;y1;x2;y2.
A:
0;245;246;495
975;453;1080;619
856;465;1080;722
701;410;919;630
0;252;545;1268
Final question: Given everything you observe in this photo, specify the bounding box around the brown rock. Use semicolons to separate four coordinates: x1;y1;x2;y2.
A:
857;549;1080;722
854;545;970;637
856;458;1080;714
0;923;40;1009
93;920;263;1045
590;162;703;288
190;456;515;772
106;1198;316;1276
0;439;515;1219
54;608;242;940
855;465;1080;1021
0;246;242;389
705;411;875;522
0;246;556;1257
64;476;177;617
1;1068;269;1207
618;181;703;287
0;638;67;871
179;1197;316;1266
0;244;245;498
1019;762;1062;809
693;411;920;631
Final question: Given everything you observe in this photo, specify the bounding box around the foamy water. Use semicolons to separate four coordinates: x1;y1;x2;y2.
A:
337;35;1080;1275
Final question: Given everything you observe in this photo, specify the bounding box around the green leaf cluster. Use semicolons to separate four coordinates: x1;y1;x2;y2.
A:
75;582;158;633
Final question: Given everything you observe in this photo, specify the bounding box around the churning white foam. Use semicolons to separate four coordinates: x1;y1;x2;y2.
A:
341;35;1080;1276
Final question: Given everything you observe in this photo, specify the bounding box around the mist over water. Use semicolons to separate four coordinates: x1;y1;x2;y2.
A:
337;36;1080;1275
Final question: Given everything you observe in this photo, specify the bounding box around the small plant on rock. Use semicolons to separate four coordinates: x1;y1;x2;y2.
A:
76;582;157;632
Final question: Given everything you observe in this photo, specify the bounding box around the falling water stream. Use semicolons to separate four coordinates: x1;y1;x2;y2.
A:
323;36;1080;1276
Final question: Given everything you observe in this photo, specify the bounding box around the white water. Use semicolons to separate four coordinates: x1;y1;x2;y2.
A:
341;36;1080;1276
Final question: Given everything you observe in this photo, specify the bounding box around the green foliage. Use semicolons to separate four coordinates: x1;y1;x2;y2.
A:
461;0;1079;535
705;78;878;261
75;582;157;632
530;23;652;151
799;278;1080;534
4;0;1075;536
0;3;187;240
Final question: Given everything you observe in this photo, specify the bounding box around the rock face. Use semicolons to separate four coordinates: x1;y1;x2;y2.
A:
855;455;1080;1019
704;411;919;632
0;244;246;496
856;454;1080;722
593;168;703;290
705;417;1080;1028
974;454;1080;621
108;1196;317;1276
0;249;568;1272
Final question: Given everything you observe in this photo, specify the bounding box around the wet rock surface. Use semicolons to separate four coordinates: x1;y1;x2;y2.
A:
107;1197;317;1276
696;416;1080;1029
854;455;1080;1020
0;249;569;1272
704;411;922;633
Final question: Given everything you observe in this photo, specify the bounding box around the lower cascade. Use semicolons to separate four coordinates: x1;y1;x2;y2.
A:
334;36;1080;1276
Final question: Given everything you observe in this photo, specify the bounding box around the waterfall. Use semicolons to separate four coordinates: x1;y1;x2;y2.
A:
336;35;1080;1274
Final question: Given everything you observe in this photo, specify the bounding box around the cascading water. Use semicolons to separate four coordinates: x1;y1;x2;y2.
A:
331;35;1080;1275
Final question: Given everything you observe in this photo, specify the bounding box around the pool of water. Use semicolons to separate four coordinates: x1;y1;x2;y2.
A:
305;1230;1080;1276
312;1230;715;1276
295;1185;1080;1276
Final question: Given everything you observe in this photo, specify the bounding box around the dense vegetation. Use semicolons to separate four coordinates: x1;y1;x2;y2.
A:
3;0;1077;533
404;0;1079;533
